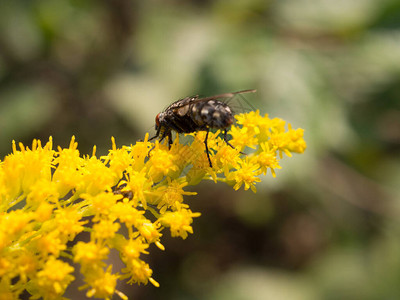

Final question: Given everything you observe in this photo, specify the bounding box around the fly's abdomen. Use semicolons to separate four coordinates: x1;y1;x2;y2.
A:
191;100;234;129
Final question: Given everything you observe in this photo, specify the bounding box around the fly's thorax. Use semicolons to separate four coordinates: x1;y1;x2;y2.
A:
176;101;191;117
191;100;234;129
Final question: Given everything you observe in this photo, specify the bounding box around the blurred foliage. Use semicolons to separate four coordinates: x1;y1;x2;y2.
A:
1;0;400;299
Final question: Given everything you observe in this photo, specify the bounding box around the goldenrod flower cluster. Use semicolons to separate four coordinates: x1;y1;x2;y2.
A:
0;111;305;299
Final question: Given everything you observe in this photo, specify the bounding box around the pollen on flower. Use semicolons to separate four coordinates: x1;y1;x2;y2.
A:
0;110;305;299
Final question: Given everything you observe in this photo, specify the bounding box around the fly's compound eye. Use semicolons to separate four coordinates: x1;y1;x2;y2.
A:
155;113;162;130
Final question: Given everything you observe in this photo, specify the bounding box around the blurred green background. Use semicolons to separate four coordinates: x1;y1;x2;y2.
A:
1;0;400;299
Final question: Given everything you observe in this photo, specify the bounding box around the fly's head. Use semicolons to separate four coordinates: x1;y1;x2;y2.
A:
154;111;169;138
156;111;169;131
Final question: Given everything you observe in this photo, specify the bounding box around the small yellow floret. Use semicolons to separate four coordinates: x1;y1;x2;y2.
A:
73;241;110;265
36;256;74;298
85;266;118;300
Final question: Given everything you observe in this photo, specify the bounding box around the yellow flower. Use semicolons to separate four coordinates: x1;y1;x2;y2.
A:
36;231;66;257
111;202;144;228
129;134;151;170
159;203;201;239
0;109;306;299
27;179;59;207
85;266;119;300
122;258;159;287
212;142;242;172
35;202;53;222
14;251;37;283
235;110;262;136
78;155;116;196
147;146;178;181
73;241;110;266
92;219;120;241
228;158;262;193
35;256;74;299
52;136;83;198
229;125;258;150
85;192;120;217
3;139;54;201
54;207;86;242
105;137;134;177
120;238;149;260
0;257;11;278
120;169;153;208
153;178;197;213
0;210;33;239
256;142;282;176
286;125;307;153
138;221;162;244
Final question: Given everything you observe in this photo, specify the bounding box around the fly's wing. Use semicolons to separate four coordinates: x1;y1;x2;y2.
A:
170;89;257;113
187;89;256;104
222;89;257;114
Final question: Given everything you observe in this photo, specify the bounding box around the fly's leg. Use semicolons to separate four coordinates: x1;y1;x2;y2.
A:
148;130;165;157
148;127;161;156
148;126;161;142
204;129;213;168
148;130;173;157
224;129;245;155
148;144;156;157
167;132;173;149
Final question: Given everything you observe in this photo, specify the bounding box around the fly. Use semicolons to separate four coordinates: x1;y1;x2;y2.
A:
149;89;256;168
